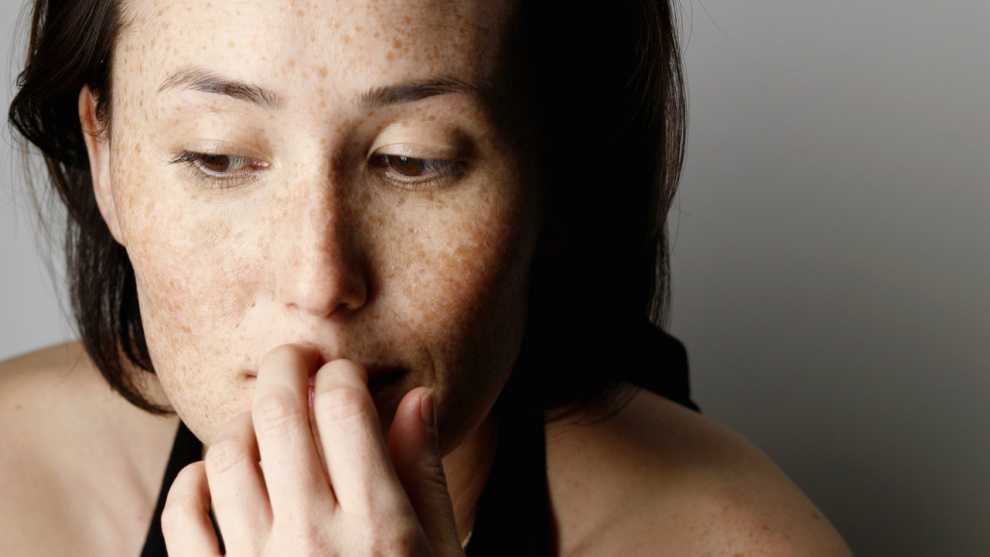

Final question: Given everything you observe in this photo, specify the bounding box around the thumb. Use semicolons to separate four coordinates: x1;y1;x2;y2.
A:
387;387;463;551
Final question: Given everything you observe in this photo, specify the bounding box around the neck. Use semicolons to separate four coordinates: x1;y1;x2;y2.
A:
441;409;497;545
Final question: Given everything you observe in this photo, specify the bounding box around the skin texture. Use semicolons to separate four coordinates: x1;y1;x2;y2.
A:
2;1;860;554
79;0;540;549
159;346;465;554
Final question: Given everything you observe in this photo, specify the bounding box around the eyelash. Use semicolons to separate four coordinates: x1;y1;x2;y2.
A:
168;150;467;191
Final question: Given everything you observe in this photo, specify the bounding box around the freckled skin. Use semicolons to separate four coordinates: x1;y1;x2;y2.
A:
84;0;537;537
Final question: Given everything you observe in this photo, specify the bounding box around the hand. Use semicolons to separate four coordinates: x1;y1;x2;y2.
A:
161;344;467;556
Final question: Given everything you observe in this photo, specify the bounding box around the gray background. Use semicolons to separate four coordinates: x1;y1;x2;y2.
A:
2;2;987;555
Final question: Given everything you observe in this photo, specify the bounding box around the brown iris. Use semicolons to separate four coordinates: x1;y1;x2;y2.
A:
372;154;428;177
198;154;238;173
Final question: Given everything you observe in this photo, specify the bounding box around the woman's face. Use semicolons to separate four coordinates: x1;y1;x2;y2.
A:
89;0;540;451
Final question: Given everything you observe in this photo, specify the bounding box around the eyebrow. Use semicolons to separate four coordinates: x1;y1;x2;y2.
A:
157;65;491;110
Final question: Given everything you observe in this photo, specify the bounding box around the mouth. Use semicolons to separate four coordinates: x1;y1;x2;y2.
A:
367;367;405;393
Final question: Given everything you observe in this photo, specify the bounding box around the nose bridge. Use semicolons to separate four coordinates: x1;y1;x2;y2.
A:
274;155;367;318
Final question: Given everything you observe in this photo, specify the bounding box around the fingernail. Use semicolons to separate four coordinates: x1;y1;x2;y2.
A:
419;389;436;431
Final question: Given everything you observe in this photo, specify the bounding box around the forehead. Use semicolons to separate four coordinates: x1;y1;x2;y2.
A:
118;0;513;107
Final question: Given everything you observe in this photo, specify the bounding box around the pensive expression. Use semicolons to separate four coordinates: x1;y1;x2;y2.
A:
87;0;543;452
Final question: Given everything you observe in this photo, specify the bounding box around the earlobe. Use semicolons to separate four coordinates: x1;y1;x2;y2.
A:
78;85;125;246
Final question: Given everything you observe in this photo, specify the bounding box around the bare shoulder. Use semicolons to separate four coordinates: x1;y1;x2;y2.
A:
545;385;853;557
0;342;178;556
0;342;133;467
0;342;101;554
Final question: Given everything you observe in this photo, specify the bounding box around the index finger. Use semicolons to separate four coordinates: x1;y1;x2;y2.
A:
312;358;415;520
253;344;337;523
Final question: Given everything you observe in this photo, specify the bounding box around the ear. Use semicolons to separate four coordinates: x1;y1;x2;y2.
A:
78;84;125;246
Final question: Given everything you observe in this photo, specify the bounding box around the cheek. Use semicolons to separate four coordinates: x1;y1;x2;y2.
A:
126;210;240;330
398;220;510;325
387;192;535;451
120;184;259;429
116;158;255;367
391;187;534;372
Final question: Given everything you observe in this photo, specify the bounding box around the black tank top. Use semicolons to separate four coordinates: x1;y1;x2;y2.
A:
139;318;700;556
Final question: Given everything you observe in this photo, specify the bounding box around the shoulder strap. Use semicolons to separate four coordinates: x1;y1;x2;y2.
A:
464;405;556;556
140;421;225;556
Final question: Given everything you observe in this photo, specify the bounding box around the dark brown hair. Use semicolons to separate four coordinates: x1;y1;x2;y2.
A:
8;1;687;422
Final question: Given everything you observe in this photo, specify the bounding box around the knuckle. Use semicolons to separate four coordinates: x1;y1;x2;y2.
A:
367;526;424;556
271;520;332;556
365;491;417;523
160;498;195;532
161;465;207;529
169;461;206;495
312;384;371;422
205;436;248;475
254;387;302;430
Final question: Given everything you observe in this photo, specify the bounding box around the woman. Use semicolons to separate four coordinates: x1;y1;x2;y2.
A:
2;0;852;555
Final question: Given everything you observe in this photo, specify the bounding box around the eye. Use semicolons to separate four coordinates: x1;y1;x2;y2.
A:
367;152;466;189
169;151;269;189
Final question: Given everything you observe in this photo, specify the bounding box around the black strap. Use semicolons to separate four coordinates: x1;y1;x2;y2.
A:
140;421;225;556
464;405;556;556
465;316;700;556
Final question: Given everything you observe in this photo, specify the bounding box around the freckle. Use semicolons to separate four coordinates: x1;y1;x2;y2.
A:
412;242;427;264
318;65;328;78
342;35;351;44
386;51;395;61
392;38;402;49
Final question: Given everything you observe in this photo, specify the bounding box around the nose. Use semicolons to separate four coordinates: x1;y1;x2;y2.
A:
273;171;368;319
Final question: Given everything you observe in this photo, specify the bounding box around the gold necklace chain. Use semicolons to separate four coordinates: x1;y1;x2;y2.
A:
460;527;474;549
